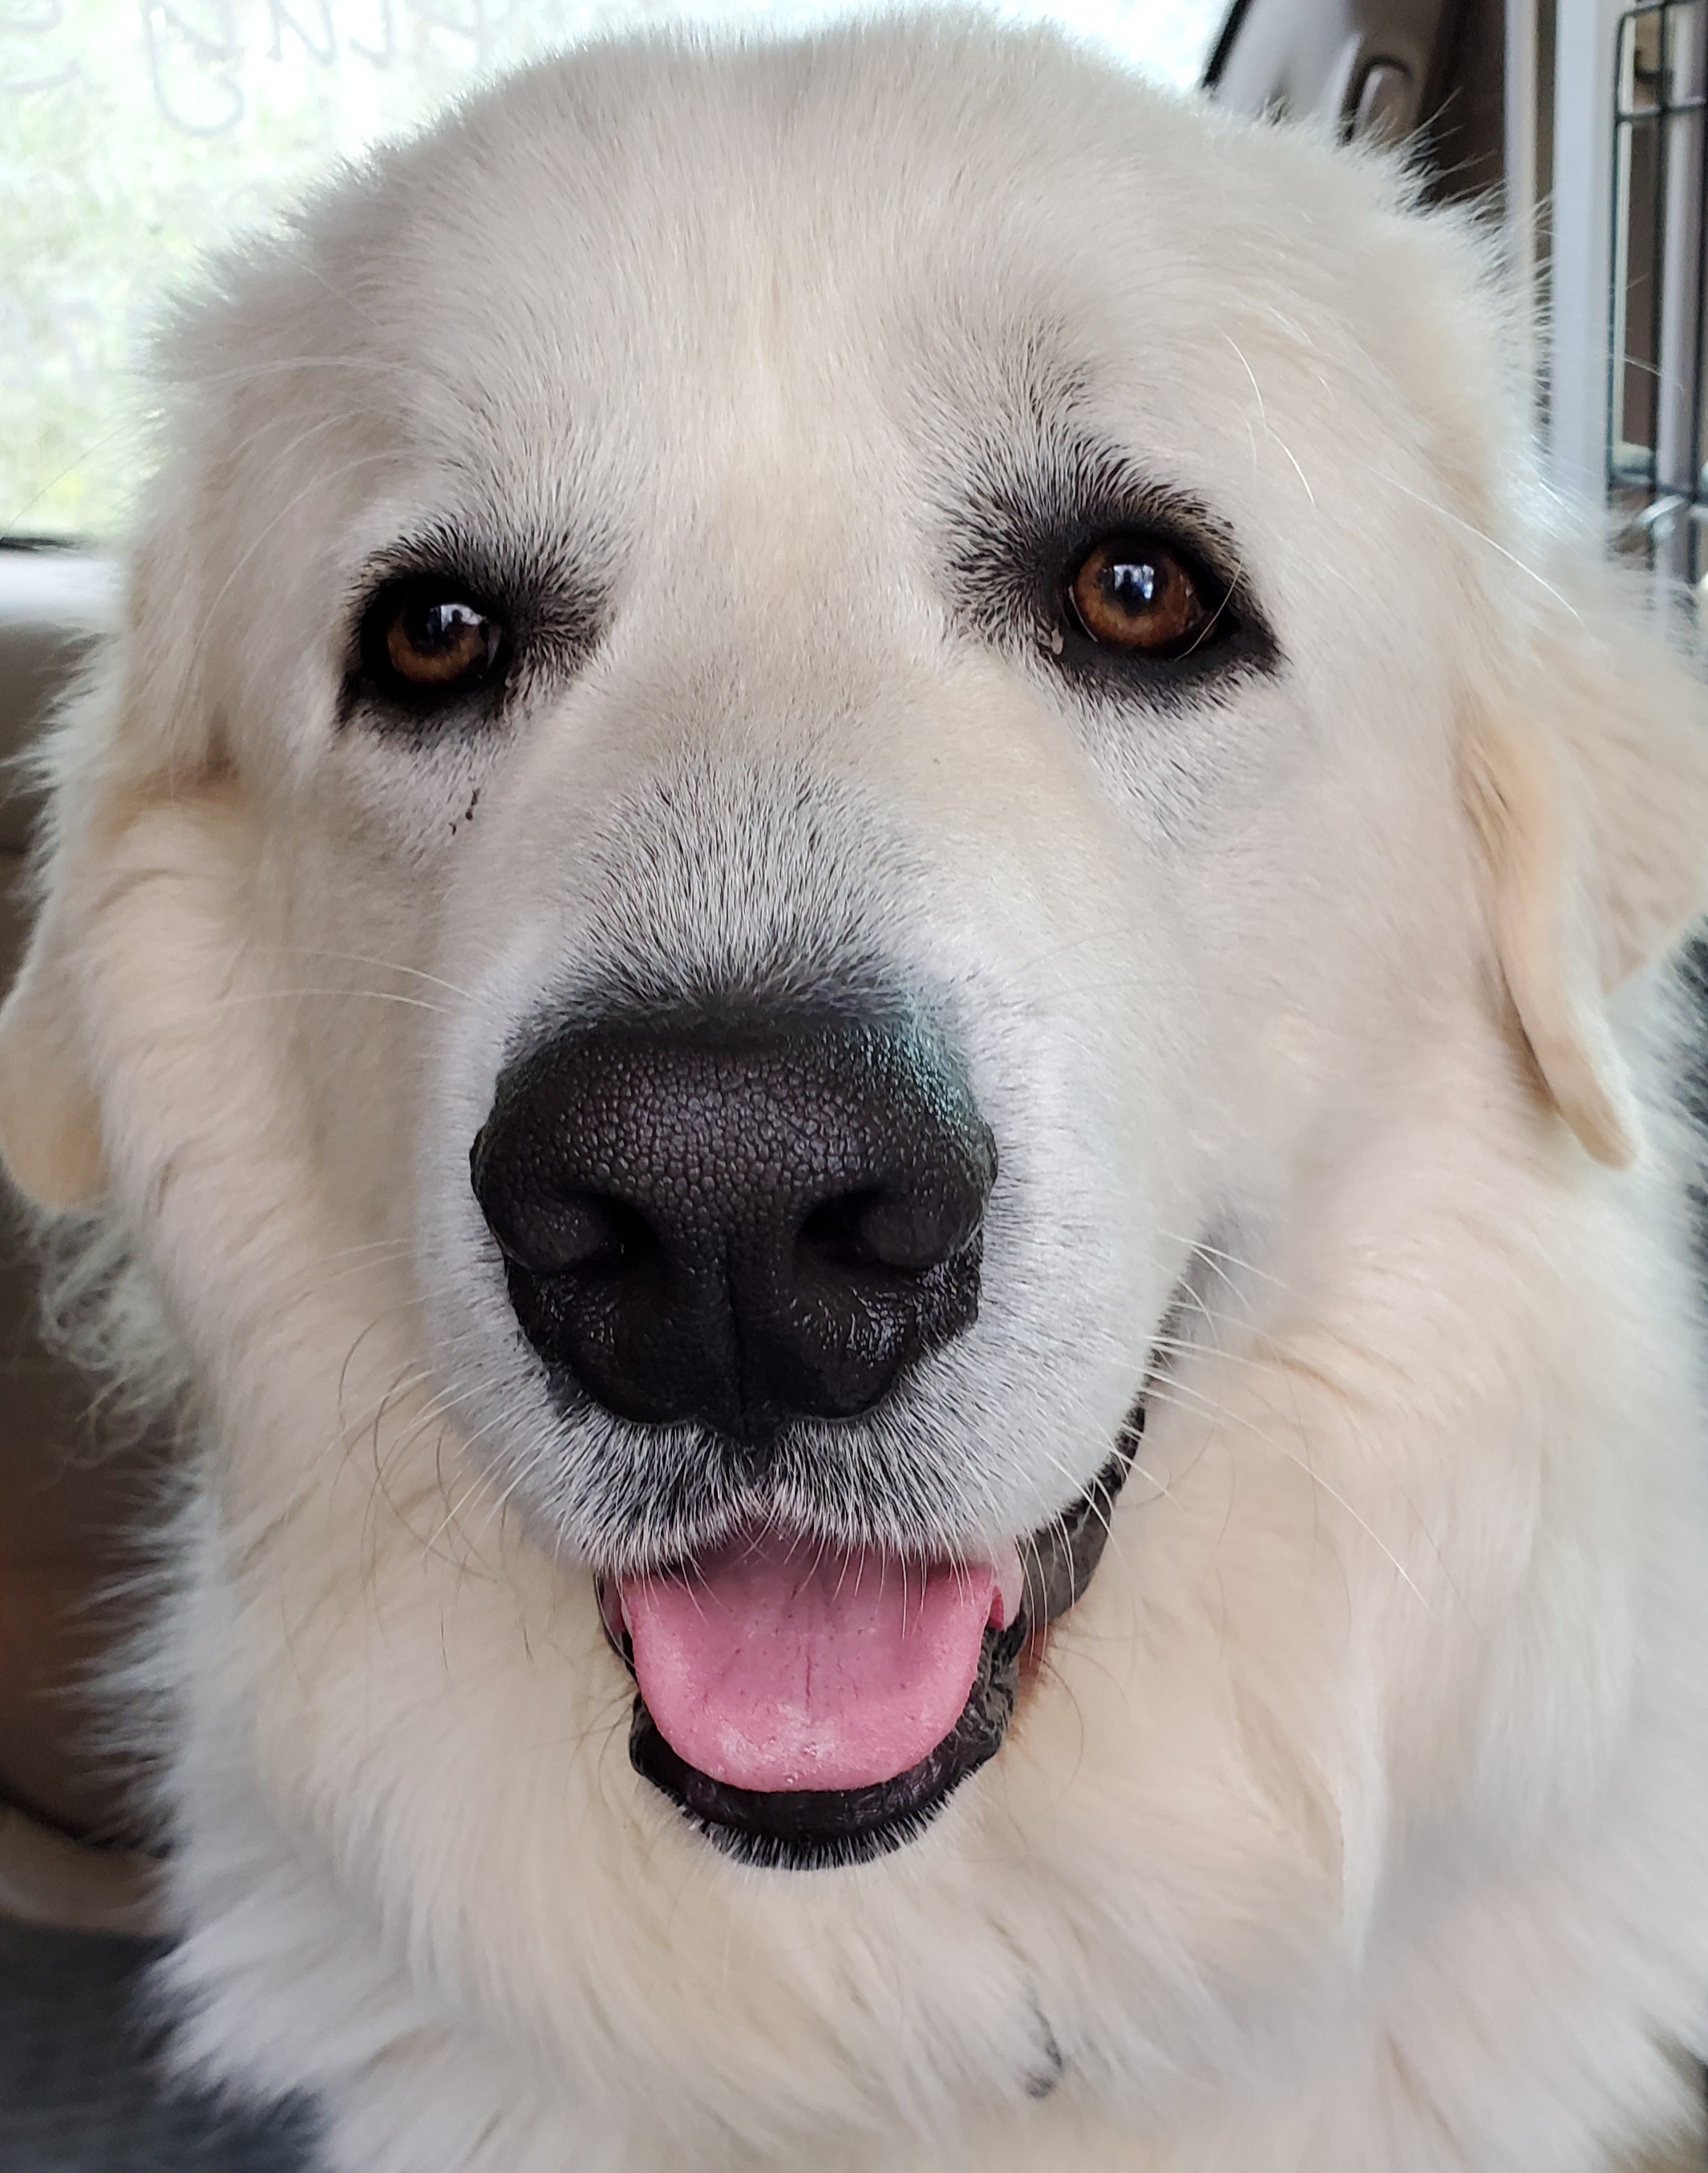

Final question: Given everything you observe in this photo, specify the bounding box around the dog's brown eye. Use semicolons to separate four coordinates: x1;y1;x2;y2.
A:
358;577;508;708
388;597;496;685
1066;535;1215;656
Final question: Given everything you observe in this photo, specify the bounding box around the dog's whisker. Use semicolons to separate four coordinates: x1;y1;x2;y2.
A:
1375;467;1580;617
1139;1375;1429;1605
164;987;455;1020
238;945;478;1002
188;447;402;661
1156;1226;1293;1297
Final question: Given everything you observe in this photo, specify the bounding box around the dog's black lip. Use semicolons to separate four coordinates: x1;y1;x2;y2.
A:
603;1409;1142;1869
1019;1427;1135;1625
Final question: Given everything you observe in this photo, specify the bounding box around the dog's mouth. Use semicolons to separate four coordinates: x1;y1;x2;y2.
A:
599;1422;1136;1869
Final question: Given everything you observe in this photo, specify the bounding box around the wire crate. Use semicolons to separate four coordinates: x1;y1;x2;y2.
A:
1609;0;1708;595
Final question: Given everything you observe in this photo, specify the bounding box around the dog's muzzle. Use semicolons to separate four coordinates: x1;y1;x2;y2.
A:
471;1006;1131;1867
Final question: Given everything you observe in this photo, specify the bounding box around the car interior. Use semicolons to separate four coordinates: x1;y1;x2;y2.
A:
3;0;1705;2161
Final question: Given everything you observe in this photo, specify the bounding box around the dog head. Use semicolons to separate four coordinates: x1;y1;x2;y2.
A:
4;17;1708;2150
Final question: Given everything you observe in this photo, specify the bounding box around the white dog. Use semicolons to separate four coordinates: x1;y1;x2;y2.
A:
5;18;1708;2170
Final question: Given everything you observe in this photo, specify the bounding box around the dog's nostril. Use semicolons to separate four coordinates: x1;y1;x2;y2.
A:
561;1195;662;1274
486;1188;662;1277
797;1192;880;1271
796;1188;970;1277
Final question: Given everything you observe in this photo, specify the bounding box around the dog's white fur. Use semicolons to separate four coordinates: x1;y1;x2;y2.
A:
6;18;1708;2168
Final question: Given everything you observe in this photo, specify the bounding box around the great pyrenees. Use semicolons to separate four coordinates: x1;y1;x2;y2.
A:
5;17;1708;2170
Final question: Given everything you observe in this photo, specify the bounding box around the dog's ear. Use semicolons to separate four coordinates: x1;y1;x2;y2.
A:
0;512;213;1211
0;882;108;1208
1462;581;1708;1167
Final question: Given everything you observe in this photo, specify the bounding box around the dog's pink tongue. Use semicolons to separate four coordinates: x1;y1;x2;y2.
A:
621;1535;1021;1794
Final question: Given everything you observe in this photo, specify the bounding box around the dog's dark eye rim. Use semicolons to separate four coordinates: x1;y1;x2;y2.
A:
350;573;512;715
947;480;1273;696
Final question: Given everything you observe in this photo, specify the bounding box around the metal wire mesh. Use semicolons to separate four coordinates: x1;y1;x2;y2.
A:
1609;0;1708;595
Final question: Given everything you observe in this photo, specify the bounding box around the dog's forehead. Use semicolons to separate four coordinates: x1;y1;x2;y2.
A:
166;18;1511;682
306;28;1416;508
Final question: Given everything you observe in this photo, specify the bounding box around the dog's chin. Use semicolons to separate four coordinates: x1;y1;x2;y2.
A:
598;1426;1138;1870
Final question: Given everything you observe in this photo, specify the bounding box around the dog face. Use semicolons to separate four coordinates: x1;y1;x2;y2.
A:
6;19;1708;2157
285;34;1481;1852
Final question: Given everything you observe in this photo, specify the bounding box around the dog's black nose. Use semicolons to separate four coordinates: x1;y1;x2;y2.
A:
470;1018;995;1445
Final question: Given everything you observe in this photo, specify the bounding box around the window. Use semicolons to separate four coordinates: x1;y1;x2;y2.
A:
2;0;1230;540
